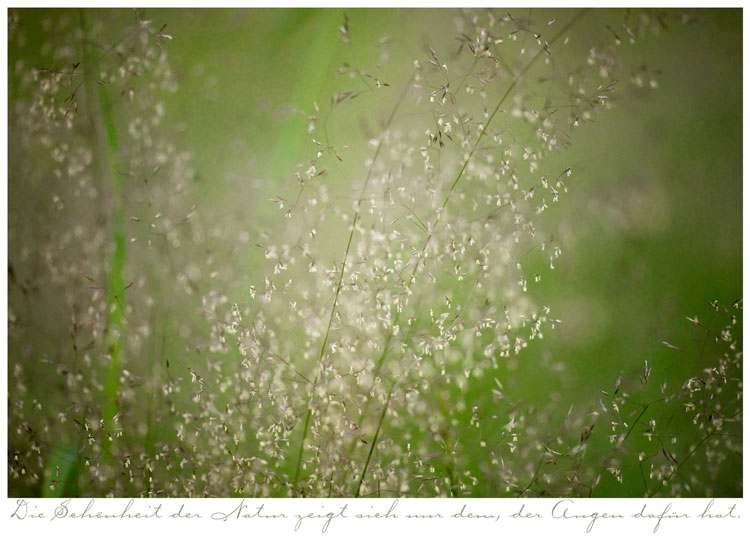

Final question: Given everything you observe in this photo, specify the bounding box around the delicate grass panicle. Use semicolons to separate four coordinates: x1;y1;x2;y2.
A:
8;8;741;498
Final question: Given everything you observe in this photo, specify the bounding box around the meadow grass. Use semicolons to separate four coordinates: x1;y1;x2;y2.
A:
7;8;742;498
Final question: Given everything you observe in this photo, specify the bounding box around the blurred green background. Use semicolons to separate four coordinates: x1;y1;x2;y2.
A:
8;8;742;496
150;8;743;334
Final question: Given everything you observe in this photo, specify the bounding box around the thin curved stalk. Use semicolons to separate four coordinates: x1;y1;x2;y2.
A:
354;386;394;497
291;72;416;490
353;9;590;496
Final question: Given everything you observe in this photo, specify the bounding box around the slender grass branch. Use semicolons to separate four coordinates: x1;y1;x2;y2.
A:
354;386;394;497
291;72;415;490
373;8;589;377
353;10;589;496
